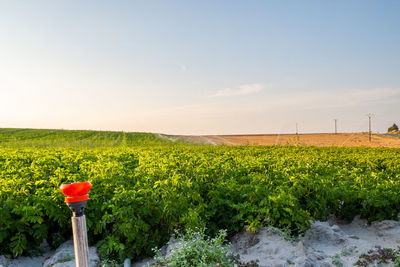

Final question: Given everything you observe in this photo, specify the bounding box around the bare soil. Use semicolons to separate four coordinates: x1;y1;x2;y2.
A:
172;132;400;148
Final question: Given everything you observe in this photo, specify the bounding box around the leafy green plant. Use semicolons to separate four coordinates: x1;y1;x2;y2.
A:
331;254;343;267
98;258;123;267
151;228;258;267
286;259;295;265
340;247;355;257
395;254;400;267
269;226;299;242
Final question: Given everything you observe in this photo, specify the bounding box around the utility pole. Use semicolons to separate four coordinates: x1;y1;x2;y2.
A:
334;119;337;134
296;123;298;135
366;114;374;142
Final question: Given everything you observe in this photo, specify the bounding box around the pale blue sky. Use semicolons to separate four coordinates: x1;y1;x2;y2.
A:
0;1;399;134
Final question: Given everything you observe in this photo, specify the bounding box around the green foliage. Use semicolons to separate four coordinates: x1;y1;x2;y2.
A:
286;259;295;265
269;227;298;242
340;247;355;257
58;253;74;263
0;128;400;263
152;229;232;266
331;254;343;267
0;128;172;148
152;228;258;267
98;258;123;267
388;123;399;132
395;254;400;267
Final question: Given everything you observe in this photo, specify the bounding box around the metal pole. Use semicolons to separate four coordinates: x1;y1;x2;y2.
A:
369;116;371;142
60;182;92;267
72;215;89;267
366;114;374;143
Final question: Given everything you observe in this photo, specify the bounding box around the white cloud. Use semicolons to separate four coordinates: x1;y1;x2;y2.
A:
212;83;265;97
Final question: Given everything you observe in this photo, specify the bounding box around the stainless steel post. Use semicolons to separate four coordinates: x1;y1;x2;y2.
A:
60;182;92;267
72;215;89;267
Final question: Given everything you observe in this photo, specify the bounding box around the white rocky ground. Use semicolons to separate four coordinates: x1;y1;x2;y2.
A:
3;216;400;266
0;240;99;267
134;216;400;267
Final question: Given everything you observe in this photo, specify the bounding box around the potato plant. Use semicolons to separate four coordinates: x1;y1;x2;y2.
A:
0;129;400;263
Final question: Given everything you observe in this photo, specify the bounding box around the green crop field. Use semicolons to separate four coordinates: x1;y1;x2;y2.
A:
1;128;400;262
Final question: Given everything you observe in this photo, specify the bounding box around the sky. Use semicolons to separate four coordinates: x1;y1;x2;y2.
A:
0;1;399;135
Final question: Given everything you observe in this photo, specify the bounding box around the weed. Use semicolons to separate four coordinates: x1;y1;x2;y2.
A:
269;227;299;242
151;228;259;267
331;254;343;267
341;247;355;257
98;259;123;267
355;247;399;266
287;258;295;265
57;253;74;263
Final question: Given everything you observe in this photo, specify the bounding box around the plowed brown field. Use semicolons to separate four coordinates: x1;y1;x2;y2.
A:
173;133;400;148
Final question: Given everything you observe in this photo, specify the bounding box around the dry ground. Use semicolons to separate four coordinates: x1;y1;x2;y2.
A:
172;132;400;148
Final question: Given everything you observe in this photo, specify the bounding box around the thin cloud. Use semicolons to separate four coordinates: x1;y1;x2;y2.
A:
212;83;265;97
